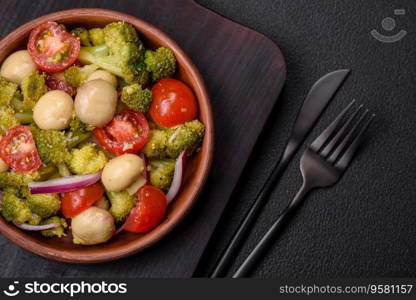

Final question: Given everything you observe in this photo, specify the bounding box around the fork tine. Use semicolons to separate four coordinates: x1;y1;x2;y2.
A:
310;99;356;152
327;109;369;164
334;113;375;170
320;104;364;157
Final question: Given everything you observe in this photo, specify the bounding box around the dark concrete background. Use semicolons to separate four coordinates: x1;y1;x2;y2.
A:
0;0;414;278
195;0;416;277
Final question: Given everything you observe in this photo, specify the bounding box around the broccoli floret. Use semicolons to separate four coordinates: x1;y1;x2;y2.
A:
64;64;99;87
166;120;205;157
22;188;60;218
78;21;148;85
71;27;92;46
21;71;47;109
67;114;94;148
0;171;40;189
143;120;205;159
29;125;71;165
106;190;137;223
144;47;176;81
68;143;108;175
0;77;18;106
69;113;94;133
89;28;105;45
94;196;110;210
10;89;24;111
0;106;19;135
149;159;175;192
120;83;152;112
142;129;168;159
0;188;32;224
41;216;67;238
28;213;42;225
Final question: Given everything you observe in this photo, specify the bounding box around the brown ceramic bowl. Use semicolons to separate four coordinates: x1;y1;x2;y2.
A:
0;9;213;263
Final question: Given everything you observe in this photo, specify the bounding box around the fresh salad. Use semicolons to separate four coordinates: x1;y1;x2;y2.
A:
0;21;204;245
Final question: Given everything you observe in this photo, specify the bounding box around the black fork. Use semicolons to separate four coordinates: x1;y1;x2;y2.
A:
233;100;375;277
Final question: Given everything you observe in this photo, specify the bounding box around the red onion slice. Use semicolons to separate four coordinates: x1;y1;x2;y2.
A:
113;223;125;236
166;151;186;204
28;172;101;194
14;222;60;231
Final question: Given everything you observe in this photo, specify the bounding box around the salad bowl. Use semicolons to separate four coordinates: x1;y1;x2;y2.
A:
0;8;213;263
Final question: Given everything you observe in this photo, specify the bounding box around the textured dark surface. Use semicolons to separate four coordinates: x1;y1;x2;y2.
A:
0;0;285;277
1;0;415;279
196;0;416;277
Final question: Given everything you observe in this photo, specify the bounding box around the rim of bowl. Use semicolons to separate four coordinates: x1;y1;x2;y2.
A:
0;8;214;263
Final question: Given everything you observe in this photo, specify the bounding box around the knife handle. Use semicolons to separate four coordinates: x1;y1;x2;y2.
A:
210;143;296;277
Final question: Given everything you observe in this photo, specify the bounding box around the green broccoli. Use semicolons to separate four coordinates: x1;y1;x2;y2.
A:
22;188;60;218
29;125;71;166
94;196;110;210
69;114;94;133
106;190;137;223
120;83;152;112
41;216;67;238
10;89;24;111
67;114;94;148
142;129;168;159
9;89;34;124
149;159;175;192
64;64;99;87
0;106;19;135
143;120;205;159
0;171;37;190
0;188;32;224
28;213;42;225
166;120;205;157
21;71;47;109
68;143;108;175
71;27;91;46
0;77;18;106
78;21;148;85
144;47;176;81
89;28;105;45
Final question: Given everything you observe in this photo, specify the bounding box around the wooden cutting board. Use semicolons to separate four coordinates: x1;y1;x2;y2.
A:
0;0;285;277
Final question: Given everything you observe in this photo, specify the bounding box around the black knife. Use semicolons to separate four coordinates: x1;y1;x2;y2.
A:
210;69;350;277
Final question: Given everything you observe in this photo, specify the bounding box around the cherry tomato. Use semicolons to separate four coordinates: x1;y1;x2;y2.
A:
124;185;167;233
45;73;76;96
150;78;198;127
27;22;80;73
93;109;150;156
0;125;42;173
61;183;104;218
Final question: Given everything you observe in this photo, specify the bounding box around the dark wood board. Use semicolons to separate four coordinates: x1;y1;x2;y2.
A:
0;0;285;277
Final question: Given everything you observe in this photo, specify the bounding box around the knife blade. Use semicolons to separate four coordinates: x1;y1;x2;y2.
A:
210;69;350;277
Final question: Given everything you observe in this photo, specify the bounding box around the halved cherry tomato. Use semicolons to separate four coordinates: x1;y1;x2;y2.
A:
61;183;104;218
150;78;198;127
45;73;76;96
0;125;42;173
124;185;167;233
28;22;80;73
93;109;150;155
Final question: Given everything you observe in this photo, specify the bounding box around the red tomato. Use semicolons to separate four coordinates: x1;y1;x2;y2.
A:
124;185;167;233
150;78;198;127
61;183;104;218
93;109;150;155
27;22;80;72
45;73;76;96
0;125;42;173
